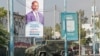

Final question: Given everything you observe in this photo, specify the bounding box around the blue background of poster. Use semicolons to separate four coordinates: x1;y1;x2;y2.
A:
61;12;78;41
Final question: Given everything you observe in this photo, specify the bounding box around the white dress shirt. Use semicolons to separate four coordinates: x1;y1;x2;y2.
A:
33;11;40;22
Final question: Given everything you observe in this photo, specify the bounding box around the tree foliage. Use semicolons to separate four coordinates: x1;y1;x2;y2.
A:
0;24;9;47
95;14;100;39
80;28;86;39
0;7;8;47
44;23;61;40
0;7;7;18
44;26;53;40
77;9;88;24
55;23;60;32
77;9;87;45
77;9;84;18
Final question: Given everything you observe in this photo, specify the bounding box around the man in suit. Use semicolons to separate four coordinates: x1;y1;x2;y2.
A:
25;1;44;25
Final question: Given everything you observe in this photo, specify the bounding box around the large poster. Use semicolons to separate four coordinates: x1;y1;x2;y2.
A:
66;13;78;41
61;12;78;41
25;0;44;37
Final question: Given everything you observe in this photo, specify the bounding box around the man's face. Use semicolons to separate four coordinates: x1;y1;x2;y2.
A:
31;2;39;11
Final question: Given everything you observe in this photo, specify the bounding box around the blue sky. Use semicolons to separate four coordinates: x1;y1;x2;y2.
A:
0;0;100;27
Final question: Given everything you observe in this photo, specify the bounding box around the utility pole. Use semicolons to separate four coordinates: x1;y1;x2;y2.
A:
64;0;67;11
9;0;14;56
78;12;81;56
7;1;10;56
7;0;10;32
64;0;67;56
53;5;56;38
92;0;96;56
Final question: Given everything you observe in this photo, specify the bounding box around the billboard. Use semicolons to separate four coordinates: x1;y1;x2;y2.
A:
61;12;78;41
25;0;44;37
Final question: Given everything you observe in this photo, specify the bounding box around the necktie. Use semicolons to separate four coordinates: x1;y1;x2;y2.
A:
35;12;39;22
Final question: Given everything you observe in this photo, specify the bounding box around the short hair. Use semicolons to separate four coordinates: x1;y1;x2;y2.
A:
32;1;39;5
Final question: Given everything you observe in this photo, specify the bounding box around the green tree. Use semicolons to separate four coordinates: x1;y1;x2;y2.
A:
0;7;7;18
0;7;8;47
0;25;9;47
80;28;86;39
81;17;88;24
77;10;87;45
55;23;60;32
77;9;84;19
44;27;53;40
80;28;87;45
95;14;100;39
44;23;61;40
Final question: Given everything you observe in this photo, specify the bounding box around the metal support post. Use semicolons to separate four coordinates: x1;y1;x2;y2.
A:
9;0;14;56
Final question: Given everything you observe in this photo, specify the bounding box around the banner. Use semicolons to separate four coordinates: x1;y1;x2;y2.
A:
25;21;43;37
61;12;78;41
25;0;44;37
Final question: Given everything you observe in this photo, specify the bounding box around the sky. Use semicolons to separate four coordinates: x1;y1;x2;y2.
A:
0;0;100;27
